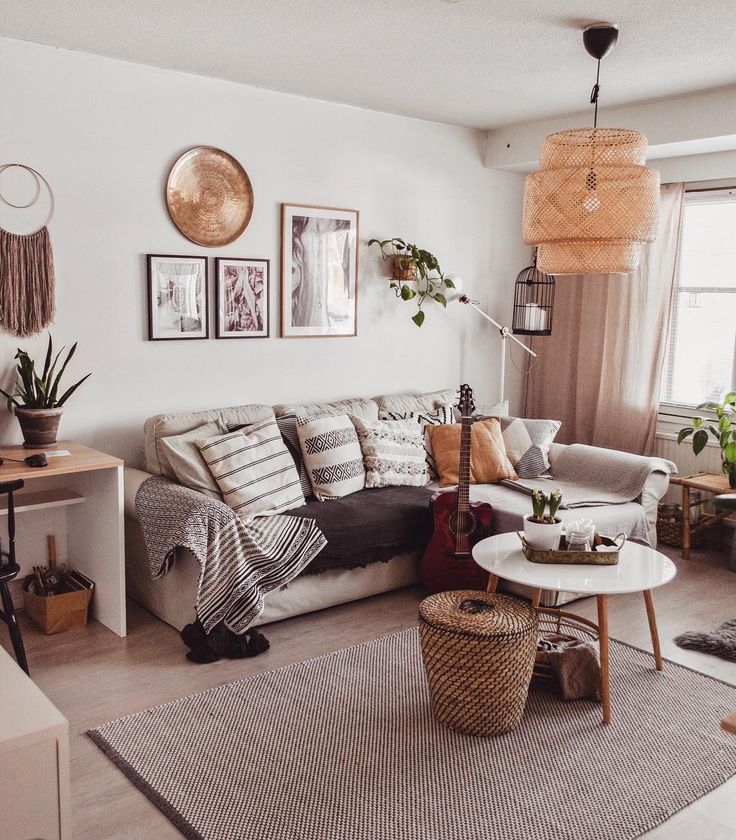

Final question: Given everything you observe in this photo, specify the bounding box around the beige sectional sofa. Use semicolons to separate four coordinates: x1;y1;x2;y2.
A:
124;388;673;632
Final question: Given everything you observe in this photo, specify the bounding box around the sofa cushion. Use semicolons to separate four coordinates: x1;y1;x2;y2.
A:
427;419;517;486
353;417;430;488
228;413;313;500
284;485;435;574
374;388;456;415
274;397;378;421
297;413;366;499
144;403;275;476
197;422;305;520
159;421;225;499
379;403;455;478
476;415;561;479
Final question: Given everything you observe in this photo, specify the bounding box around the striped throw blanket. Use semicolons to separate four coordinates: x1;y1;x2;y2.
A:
135;476;326;634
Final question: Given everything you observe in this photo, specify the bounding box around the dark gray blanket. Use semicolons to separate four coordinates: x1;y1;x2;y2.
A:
284;486;435;575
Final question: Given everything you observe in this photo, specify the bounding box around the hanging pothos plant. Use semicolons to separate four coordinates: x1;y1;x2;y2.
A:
368;237;455;327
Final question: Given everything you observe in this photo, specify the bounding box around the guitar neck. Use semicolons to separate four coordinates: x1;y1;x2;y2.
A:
455;414;472;554
457;415;472;509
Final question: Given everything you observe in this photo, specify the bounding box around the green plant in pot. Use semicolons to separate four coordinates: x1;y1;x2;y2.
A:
367;237;456;327
0;335;91;448
678;392;736;489
523;489;563;550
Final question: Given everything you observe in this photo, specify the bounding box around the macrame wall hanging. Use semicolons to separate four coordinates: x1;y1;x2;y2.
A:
0;163;56;337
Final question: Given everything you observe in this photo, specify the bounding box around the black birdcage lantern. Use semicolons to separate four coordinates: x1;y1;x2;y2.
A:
511;255;555;336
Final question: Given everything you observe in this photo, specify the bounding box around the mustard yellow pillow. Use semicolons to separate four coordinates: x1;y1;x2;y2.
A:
427;419;517;486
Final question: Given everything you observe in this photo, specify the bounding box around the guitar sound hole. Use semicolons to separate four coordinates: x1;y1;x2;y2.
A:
449;510;476;538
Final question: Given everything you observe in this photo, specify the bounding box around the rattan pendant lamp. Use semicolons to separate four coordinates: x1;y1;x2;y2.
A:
522;23;660;275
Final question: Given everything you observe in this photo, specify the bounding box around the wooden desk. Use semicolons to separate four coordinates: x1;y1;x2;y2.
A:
670;472;732;560
0;441;126;636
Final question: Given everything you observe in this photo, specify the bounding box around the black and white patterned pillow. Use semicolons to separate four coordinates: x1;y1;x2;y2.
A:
480;416;561;479
229;413;312;500
379;404;455;478
296;413;365;500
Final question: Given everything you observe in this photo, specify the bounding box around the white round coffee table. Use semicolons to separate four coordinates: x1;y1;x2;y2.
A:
472;532;677;724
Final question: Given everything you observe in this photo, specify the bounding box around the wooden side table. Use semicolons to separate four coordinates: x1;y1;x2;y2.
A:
669;473;732;560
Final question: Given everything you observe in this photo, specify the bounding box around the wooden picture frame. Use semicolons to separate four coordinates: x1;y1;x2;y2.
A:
215;257;270;339
147;254;208;341
280;203;359;338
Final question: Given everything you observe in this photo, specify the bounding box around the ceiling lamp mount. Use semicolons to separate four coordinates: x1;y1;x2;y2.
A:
521;23;659;276
583;22;619;60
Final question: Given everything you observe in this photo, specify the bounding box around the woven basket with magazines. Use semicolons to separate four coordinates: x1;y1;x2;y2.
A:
418;590;537;736
657;503;702;548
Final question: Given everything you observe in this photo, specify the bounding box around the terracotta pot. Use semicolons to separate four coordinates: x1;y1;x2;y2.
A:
15;407;63;448
392;254;418;282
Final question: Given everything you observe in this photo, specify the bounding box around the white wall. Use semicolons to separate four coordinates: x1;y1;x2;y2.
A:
0;38;528;466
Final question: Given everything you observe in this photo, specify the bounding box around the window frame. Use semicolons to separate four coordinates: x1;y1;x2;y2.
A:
658;184;736;426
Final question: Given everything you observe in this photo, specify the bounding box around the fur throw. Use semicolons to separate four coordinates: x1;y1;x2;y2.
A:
674;618;736;662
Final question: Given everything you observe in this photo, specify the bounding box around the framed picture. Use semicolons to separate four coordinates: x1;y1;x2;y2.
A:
215;258;270;338
147;254;208;340
281;204;359;338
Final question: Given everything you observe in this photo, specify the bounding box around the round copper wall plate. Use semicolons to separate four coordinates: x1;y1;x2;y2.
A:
166;147;254;247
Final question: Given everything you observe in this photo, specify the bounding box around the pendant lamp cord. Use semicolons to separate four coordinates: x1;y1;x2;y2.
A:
589;59;601;128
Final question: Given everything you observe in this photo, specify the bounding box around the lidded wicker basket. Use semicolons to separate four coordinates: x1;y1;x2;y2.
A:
419;591;538;736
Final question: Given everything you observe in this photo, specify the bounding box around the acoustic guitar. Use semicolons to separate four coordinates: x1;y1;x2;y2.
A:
420;384;492;593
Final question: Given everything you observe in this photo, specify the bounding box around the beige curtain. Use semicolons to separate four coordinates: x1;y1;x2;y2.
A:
524;183;685;455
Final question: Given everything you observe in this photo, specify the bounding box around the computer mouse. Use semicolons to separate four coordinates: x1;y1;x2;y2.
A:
25;453;48;468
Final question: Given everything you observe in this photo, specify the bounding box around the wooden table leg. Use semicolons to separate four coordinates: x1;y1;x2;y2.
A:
486;573;499;594
597;594;611;724
681;484;691;560
643;589;664;671
531;588;542;608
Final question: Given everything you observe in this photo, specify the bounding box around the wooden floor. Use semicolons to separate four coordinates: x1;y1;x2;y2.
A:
3;542;736;840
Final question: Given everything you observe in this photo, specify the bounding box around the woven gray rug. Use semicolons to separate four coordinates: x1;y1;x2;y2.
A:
89;629;736;840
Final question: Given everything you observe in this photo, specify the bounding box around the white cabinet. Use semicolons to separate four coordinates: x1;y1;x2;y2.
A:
0;646;71;840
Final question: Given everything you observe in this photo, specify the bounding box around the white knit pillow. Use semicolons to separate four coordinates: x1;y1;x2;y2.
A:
197;420;305;520
296;413;365;500
378;403;455;478
353;417;430;488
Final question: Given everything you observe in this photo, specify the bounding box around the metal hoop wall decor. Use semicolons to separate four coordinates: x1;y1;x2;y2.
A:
0;163;56;233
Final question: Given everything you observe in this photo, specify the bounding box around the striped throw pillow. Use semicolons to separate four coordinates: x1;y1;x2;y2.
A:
197;420;305;521
379;403;455;478
296;413;365;500
228;413;313;500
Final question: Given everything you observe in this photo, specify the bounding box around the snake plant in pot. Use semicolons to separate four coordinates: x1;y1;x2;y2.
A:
678;391;736;489
523;489;564;550
0;335;91;448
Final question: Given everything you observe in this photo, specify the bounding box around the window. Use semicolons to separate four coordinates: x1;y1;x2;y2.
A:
661;188;736;411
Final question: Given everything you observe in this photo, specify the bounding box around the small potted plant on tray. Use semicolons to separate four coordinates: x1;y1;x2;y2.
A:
0;335;91;448
523;489;563;550
367;237;456;327
678;391;736;489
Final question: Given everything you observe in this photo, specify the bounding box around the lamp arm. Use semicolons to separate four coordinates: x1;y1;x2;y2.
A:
459;296;538;358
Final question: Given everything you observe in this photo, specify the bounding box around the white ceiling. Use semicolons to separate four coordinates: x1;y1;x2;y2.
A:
2;0;736;129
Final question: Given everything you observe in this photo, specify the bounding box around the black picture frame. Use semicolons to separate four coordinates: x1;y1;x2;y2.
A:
215;257;270;339
147;254;209;341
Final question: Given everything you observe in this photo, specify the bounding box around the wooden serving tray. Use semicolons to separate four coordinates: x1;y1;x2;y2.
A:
518;532;625;566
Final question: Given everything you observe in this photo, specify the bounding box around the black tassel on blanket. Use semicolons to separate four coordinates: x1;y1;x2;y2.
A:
180;620;270;664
